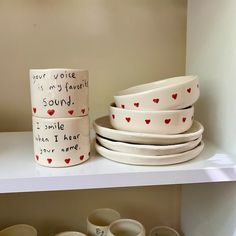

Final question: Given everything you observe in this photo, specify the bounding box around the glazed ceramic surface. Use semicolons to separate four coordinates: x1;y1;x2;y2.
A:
87;208;120;236
0;224;37;236
110;104;194;134
149;226;180;236
32;116;90;167
30;68;89;118
95;141;204;166
55;232;86;236
96;135;202;156
107;219;145;236
114;75;199;111
94;116;204;145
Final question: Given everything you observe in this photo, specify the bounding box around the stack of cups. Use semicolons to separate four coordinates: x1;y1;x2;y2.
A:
30;68;90;167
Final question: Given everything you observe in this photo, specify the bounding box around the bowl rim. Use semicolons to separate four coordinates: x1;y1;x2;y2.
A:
114;75;198;98
110;103;194;114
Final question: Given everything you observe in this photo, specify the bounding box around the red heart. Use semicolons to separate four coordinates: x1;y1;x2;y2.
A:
121;104;125;109
81;108;85;114
33;107;37;113
182;117;187;123
68;110;74;115
134;102;139;107
36;155;39;161
47;109;55;116
172;93;178;100
47;158;52;164
125;117;131;123
165;119;171;124
153;98;159;103
112;114;115;119
145;119;151;124
80;155;84;161
187;88;191;93
65;158;71;164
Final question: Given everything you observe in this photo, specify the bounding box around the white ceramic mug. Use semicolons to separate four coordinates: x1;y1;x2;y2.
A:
87;208;121;236
0;224;37;236
30;68;89;118
32;116;90;167
55;232;86;236
107;219;145;236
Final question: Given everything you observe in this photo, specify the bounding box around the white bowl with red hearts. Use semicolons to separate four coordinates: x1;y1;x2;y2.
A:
114;75;199;111
32;116;90;167
110;103;194;134
30;68;89;118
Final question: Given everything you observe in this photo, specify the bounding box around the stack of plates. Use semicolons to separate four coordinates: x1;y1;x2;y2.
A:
94;116;204;165
94;76;204;165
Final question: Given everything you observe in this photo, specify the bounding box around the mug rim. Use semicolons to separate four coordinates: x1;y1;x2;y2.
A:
108;218;145;236
0;224;37;234
54;231;86;236
87;208;121;226
30;68;88;72
149;225;180;236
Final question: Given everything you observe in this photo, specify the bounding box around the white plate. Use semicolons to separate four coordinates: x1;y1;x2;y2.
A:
96;135;202;156
94;116;204;145
95;141;204;166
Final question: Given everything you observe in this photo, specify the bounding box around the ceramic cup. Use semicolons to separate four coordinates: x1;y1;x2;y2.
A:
110;103;194;134
0;224;37;236
149;226;180;236
30;68;89;118
87;208;121;236
55;232;86;236
114;75;199;111
32;116;90;167
107;219;145;236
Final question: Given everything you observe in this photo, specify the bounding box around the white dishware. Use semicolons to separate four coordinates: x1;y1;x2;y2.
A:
87;208;121;236
32;116;90;167
149;226;180;236
55;232;86;236
95;141;204;165
114;75;199;111
94;116;204;145
30;68;89;118
110;104;194;134
96;135;202;156
107;219;145;236
0;224;37;236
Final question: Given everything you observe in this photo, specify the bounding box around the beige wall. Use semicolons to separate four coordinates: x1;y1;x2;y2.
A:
0;1;186;235
0;0;187;131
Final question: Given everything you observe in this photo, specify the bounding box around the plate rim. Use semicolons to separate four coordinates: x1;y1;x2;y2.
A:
95;141;205;166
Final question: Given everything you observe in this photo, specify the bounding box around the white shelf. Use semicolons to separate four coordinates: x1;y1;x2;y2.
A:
0;131;235;193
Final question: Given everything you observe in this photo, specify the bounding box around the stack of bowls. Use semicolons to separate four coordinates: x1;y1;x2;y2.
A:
30;68;90;167
95;75;204;165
